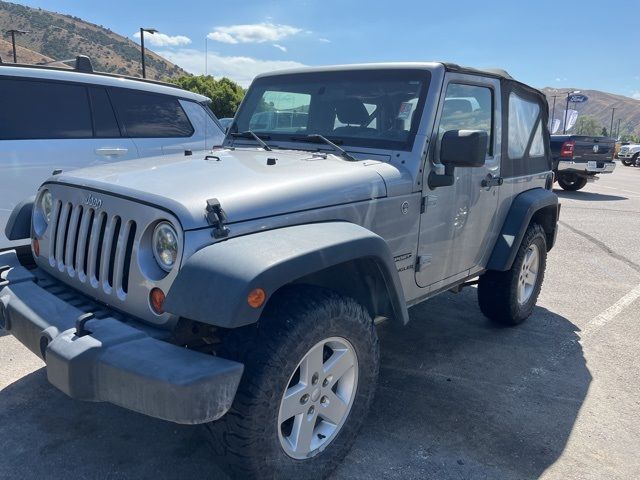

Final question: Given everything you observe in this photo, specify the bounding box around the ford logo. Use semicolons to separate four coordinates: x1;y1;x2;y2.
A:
85;195;103;209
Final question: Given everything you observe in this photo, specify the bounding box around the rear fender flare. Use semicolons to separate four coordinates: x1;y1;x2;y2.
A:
487;188;559;271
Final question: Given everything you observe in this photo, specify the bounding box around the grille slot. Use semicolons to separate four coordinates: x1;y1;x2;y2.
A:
48;202;137;299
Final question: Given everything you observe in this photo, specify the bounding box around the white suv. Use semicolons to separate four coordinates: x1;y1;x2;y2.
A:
0;57;225;250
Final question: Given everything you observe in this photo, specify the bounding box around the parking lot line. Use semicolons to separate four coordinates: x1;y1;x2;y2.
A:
584;283;640;334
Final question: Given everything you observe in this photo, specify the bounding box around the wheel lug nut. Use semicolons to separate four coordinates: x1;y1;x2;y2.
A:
323;375;333;387
300;394;310;405
320;395;328;405
312;373;319;385
308;405;315;415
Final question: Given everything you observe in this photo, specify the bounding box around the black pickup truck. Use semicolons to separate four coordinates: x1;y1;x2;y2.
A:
550;135;616;191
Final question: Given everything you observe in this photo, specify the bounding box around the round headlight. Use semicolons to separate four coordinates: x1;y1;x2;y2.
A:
39;190;53;224
152;222;179;272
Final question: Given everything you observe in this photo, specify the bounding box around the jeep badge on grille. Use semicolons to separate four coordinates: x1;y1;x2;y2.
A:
85;194;103;209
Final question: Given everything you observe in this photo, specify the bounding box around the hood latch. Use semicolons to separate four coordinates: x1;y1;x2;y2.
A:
206;198;230;239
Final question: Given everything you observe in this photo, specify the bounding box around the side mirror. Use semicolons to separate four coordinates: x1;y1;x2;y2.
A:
440;130;488;168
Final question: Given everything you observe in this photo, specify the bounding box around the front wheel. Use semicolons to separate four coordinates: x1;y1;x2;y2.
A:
622;159;633;166
478;223;547;326
207;286;379;479
557;173;588;191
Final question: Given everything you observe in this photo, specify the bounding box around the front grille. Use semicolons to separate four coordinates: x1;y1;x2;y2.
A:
47;200;137;299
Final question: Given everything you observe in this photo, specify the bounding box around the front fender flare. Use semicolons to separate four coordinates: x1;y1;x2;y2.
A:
164;222;409;328
5;197;34;241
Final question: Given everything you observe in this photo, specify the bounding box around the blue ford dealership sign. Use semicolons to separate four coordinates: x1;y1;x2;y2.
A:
568;93;588;103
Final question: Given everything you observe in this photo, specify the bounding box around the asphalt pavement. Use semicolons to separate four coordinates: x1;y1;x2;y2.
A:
1;163;639;479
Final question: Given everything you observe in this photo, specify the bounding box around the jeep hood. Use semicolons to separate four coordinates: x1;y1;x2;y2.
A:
51;149;391;230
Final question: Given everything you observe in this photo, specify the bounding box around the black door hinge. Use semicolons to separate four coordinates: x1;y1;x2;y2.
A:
206;198;230;238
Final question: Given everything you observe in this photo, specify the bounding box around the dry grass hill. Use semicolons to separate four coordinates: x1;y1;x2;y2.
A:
0;1;185;80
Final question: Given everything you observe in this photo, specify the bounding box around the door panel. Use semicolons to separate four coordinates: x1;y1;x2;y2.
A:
0;138;137;249
416;75;502;288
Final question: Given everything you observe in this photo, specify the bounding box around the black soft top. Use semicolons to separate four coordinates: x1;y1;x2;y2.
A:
443;62;547;105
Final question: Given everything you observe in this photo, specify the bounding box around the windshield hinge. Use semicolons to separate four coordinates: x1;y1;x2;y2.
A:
206;198;230;238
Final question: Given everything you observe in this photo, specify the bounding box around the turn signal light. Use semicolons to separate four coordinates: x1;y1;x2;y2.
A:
32;238;40;257
150;288;166;314
247;288;266;308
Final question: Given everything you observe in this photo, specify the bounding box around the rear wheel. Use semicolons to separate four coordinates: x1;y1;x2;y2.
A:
557;173;588;191
478;223;547;326
207;286;379;479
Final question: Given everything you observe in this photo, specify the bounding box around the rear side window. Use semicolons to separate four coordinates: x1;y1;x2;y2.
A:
89;87;120;138
508;93;540;159
0;78;92;140
109;88;194;138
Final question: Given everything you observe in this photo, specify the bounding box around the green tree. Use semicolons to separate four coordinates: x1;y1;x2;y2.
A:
169;75;245;118
573;115;602;136
601;127;608;137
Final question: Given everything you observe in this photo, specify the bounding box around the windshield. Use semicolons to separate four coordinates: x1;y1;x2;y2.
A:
231;69;431;151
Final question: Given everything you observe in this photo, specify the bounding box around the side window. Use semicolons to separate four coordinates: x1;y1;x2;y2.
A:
179;100;225;146
438;83;493;154
0;78;92;140
89;87;120;138
508;92;540;158
109;88;194;138
250;91;310;132
529;122;545;157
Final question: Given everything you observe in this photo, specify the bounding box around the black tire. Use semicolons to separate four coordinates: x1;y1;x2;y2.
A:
622;159;633;166
557;173;588;191
207;286;379;480
478;223;547;326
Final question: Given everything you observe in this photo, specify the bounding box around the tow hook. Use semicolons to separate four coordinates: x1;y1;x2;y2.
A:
75;312;95;337
206;198;230;239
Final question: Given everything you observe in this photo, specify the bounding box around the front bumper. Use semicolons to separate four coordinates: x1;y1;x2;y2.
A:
557;160;616;174
0;250;243;425
618;152;636;159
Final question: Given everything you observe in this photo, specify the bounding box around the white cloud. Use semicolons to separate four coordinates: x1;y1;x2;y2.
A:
555;77;567;82
318;38;331;43
208;31;238;44
632;91;640;100
159;49;308;86
133;31;191;47
207;23;302;44
273;44;287;52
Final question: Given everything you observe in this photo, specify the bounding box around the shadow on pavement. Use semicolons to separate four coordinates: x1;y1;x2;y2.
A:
338;288;590;479
554;189;627;202
0;288;589;480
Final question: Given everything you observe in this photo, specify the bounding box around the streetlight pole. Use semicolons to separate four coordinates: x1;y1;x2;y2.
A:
550;95;558;132
139;27;158;78
205;37;208;76
563;92;570;134
6;29;29;63
609;107;616;138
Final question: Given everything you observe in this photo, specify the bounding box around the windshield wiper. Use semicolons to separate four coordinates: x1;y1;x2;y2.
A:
290;134;356;162
230;130;272;151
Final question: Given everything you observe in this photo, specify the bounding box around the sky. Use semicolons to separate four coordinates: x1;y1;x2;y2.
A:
14;0;640;99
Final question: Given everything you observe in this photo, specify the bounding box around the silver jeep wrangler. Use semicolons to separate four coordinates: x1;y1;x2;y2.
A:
1;63;559;479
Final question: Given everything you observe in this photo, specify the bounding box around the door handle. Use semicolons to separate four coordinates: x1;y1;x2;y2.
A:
95;147;128;156
481;174;503;188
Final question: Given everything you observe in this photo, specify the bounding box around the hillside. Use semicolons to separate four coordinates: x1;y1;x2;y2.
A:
541;87;640;138
0;1;185;79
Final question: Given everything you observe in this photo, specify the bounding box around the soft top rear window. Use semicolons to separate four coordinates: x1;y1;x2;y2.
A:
232;69;431;151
